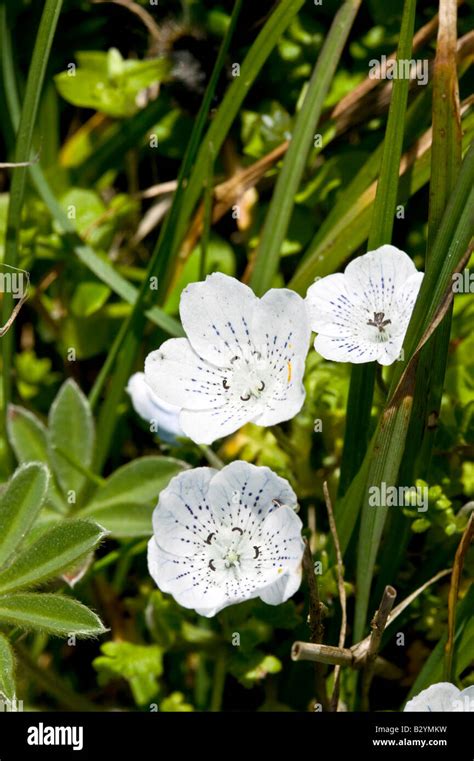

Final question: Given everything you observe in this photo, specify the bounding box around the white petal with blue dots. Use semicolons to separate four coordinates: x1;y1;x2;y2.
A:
147;461;305;617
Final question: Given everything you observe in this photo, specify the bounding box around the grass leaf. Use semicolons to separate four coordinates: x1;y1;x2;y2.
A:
250;0;362;295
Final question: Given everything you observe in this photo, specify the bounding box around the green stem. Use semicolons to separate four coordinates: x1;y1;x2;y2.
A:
52;445;106;488
209;650;227;712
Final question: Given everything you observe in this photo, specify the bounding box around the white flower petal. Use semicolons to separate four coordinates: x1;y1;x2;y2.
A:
384;271;424;337
126;372;184;438
250;289;310;425
404;682;461;712
208;461;298;531
148;463;304;616
145;338;227;410
313;333;382;364
459;686;474;711
344;245;419;311
259;565;302;605
152;467;218;556
179;403;256;445
306;274;350;338
148;537;227;614
306;246;424;366
180;273;258;366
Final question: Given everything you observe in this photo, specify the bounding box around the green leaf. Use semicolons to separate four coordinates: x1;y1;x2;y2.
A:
80;457;187;536
7;405;48;463
160;692;194;712
83;457;187;511
6;405;66;514
93;641;163;706
70;281;111;318
79;503;154;538
0;520;105;595
0;633;16;701
0;593;106;637
48;379;94;498
55;49;170;118
229;651;282;688
0;463;49;569
407;585;474;700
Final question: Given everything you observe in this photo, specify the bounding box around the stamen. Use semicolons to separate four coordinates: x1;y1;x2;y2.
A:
367;311;392;333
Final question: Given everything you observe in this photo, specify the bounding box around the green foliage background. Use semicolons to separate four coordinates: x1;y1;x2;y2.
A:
0;0;472;712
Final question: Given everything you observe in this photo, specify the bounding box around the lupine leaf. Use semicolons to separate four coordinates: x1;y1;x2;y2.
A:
0;520;105;595
0;463;49;569
0;593;106;637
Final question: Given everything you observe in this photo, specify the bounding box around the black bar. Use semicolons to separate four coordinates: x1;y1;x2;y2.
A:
0;711;472;759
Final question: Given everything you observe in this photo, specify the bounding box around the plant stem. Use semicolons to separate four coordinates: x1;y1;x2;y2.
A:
302;541;330;710
209;650;227;712
360;585;397;711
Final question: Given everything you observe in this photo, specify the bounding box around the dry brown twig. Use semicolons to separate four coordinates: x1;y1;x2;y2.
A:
323;482;347;711
302;540;330;711
292;567;452;706
92;0;162;43
360;586;397;710
445;514;474;679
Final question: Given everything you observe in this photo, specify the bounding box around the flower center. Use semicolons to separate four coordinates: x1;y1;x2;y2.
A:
367;311;392;338
224;549;240;568
206;525;259;577
221;351;267;402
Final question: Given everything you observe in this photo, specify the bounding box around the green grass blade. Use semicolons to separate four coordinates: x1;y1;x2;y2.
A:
90;0;244;469
75;97;168;185
249;0;362;296
340;0;418;497
161;0;306;290
0;18;182;339
353;143;474;641
378;0;463;600
402;0;462;479
290;86;433;294
0;0;63;465
30;166;182;337
407;584;474;700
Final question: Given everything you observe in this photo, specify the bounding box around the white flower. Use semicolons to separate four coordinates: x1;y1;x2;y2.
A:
126;372;184;443
305;245;424;365
145;273;311;445
404;683;474;712
147;460;305;617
